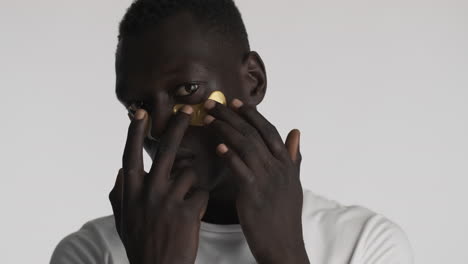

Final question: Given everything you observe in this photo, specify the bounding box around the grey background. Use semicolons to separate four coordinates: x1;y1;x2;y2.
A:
1;0;467;263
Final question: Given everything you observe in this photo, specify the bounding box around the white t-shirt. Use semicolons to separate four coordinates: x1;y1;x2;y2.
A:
50;188;413;264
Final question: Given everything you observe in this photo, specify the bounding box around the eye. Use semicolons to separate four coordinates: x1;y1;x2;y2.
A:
174;83;200;97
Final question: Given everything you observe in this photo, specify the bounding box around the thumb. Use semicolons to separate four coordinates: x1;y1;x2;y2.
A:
285;129;301;164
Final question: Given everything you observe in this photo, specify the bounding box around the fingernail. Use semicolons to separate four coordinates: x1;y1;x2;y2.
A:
180;105;193;115
204;99;216;110
203;114;215;125
135;109;146;120
216;144;228;154
231;98;243;109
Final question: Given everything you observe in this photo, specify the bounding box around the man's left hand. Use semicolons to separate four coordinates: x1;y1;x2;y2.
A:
203;98;309;264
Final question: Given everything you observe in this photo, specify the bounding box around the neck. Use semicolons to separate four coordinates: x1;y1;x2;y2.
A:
201;198;239;225
199;164;240;224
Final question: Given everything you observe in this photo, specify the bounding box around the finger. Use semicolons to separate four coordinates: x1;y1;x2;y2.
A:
123;110;147;171
204;99;273;161
285;129;302;177
187;189;209;220
169;167;197;201
215;143;256;189
285;129;300;162
130;111;158;160
109;168;124;234
204;116;270;170
147;105;193;186
229;98;290;162
205;99;264;141
122;109;148;199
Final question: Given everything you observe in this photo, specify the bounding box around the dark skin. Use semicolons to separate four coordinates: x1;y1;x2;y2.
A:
109;11;309;264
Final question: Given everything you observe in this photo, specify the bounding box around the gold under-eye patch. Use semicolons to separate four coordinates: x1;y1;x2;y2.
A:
173;90;227;126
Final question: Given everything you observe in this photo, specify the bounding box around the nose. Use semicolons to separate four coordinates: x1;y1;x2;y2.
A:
145;95;175;140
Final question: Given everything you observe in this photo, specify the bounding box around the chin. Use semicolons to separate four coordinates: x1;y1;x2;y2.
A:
192;154;228;191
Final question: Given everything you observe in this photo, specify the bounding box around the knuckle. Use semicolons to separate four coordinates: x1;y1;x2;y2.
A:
240;124;258;138
122;167;139;176
242;174;256;186
270;141;284;154
238;141;256;160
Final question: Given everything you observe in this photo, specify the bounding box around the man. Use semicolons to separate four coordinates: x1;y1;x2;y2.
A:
50;0;413;263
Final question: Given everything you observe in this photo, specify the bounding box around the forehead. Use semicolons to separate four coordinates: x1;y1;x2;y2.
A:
118;12;223;75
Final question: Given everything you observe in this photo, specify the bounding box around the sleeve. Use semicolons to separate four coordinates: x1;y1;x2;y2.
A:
349;214;414;264
49;226;113;264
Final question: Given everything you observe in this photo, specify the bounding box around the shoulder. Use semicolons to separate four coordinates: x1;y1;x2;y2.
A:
349;213;414;263
301;188;376;228
50;215;128;264
301;188;414;263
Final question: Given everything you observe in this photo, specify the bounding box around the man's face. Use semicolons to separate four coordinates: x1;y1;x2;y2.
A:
115;12;247;196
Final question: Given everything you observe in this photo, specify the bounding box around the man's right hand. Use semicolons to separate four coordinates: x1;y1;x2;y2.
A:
109;106;209;264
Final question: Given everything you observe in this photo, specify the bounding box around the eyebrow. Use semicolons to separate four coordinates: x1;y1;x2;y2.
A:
160;64;184;75
160;60;211;76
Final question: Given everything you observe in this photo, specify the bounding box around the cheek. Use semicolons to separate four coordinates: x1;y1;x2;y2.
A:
210;74;244;102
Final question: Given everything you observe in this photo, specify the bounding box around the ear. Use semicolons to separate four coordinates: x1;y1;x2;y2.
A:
240;51;267;106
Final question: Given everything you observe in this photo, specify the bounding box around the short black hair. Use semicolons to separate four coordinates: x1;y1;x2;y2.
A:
117;0;250;53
